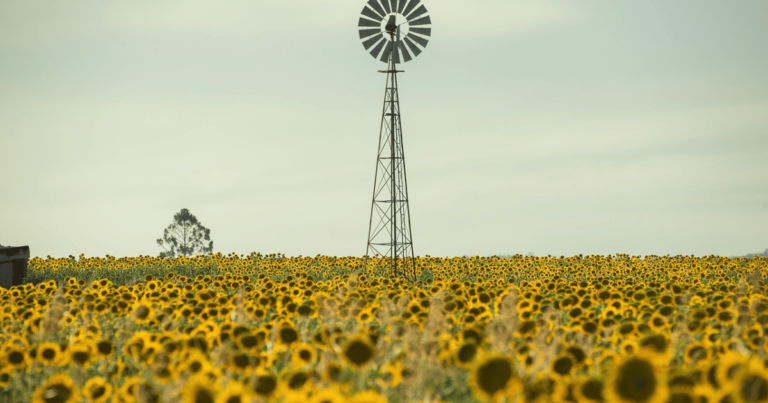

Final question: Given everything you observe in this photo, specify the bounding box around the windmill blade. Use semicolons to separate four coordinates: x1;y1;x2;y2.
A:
410;27;431;37
358;17;381;28
359;28;380;39
409;15;431;26
389;0;398;15
397;40;413;62
407;4;427;19
397;0;409;14
367;0;386;18
392;43;401;64
381;0;391;14
402;0;419;18
361;6;383;22
403;36;422;57
406;32;429;48
369;38;387;59
362;33;384;50
379;46;391;63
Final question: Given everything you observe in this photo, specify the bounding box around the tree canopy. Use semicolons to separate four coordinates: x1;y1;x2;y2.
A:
157;208;214;258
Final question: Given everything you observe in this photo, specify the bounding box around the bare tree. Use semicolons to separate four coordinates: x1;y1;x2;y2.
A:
157;208;214;258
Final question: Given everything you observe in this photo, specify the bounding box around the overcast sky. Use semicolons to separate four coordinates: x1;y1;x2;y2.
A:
1;0;767;259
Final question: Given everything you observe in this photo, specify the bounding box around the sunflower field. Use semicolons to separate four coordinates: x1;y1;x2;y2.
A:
2;252;767;403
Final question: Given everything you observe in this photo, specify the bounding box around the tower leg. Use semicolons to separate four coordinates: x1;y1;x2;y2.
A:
365;32;416;281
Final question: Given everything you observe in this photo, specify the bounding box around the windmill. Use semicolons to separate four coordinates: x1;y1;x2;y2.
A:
358;0;431;280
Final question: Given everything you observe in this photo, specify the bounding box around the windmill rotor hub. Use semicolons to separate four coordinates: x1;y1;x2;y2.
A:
358;0;432;64
383;13;409;36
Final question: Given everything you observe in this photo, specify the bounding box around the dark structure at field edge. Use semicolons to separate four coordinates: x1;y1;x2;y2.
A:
0;245;29;289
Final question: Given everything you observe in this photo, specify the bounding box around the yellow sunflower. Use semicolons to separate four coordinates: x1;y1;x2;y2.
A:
683;343;710;366
95;339;115;359
178;350;214;377
322;361;344;383
469;354;522;403
32;372;81;403
274;324;301;352
182;374;218;403
69;339;97;369
0;368;11;388
731;356;768;403
118;376;141;403
130;300;155;325
451;339;479;369
291;343;317;366
573;378;605;403
605;353;668;403
282;369;313;395
3;345;29;370
551;353;578;380
37;342;64;366
348;390;388;403
717;351;749;387
84;377;112;403
715;309;737;326
341;336;375;369
638;334;672;364
235;331;261;352
249;371;280;400
229;351;258;375
216;380;250;403
308;388;346;403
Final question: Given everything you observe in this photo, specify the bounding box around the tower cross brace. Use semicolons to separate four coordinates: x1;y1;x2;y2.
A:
364;27;416;281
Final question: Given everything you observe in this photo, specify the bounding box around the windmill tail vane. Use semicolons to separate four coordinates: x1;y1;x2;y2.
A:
358;0;431;281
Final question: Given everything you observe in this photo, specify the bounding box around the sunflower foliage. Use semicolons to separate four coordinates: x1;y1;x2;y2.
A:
1;253;767;403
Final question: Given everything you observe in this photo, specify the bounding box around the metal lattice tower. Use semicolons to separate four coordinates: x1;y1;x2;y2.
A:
357;1;432;280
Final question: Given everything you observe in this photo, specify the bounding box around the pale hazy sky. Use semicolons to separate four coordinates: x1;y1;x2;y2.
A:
1;0;767;259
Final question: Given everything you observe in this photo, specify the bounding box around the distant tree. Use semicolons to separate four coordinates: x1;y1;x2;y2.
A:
743;248;768;259
157;208;214;258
